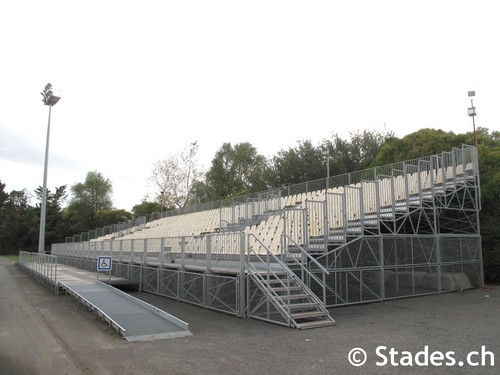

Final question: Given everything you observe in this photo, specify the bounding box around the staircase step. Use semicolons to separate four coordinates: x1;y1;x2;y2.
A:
296;319;336;330
273;286;302;292
291;310;328;319
287;302;318;309
256;270;288;276
266;271;288;276
305;251;327;256
250;268;335;330
278;293;310;300
264;278;295;285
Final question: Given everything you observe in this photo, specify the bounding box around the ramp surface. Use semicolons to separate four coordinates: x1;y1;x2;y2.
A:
65;281;192;341
20;260;192;341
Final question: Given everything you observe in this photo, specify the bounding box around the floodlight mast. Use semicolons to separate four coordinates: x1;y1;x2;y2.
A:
38;83;61;253
467;91;477;149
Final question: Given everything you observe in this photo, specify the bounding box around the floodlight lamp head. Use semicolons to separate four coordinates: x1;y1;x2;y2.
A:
47;95;61;106
41;83;61;106
468;91;476;98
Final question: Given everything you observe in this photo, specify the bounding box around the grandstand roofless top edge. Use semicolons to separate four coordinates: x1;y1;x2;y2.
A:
65;144;478;243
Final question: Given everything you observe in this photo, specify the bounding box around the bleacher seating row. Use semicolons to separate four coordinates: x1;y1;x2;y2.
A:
50;146;480;315
86;159;473;256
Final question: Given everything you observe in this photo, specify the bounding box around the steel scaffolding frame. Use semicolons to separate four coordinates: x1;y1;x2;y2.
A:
302;145;482;307
50;145;482;327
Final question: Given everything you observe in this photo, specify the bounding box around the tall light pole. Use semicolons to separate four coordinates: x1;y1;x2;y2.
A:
467;91;478;148
38;83;61;253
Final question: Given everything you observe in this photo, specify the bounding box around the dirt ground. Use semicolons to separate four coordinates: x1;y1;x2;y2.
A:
1;256;499;375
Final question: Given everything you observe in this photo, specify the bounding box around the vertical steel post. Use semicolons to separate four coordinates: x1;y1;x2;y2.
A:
160;238;165;268
180;236;186;270
436;235;442;293
143;238;148;266
207;235;212;274
38;105;52;253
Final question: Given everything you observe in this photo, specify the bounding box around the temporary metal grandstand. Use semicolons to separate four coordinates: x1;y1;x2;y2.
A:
52;145;482;329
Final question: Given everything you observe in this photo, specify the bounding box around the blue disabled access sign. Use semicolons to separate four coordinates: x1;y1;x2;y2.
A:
97;256;112;271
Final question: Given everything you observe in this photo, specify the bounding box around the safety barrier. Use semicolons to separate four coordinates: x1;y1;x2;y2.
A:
18;251;59;293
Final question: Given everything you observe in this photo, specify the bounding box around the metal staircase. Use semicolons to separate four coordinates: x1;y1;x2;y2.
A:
246;234;335;329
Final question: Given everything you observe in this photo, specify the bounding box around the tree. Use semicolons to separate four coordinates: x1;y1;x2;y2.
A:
0;181;8;208
66;171;113;230
268;130;393;188
371;128;467;166
269;140;325;187
132;200;163;218
149;142;203;209
188;180;212;205
35;185;70;249
322;129;394;175
0;188;37;254
474;129;500;282
94;209;133;228
204;142;270;201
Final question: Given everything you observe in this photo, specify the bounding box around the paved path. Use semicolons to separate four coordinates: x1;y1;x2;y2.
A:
0;257;82;375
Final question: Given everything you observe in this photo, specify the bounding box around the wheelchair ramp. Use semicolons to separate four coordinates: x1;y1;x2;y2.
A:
17;259;191;341
63;281;192;341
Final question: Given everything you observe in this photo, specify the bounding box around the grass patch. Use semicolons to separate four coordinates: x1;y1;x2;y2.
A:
4;255;19;262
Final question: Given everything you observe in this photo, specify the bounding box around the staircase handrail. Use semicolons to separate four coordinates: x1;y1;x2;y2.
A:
248;234;328;309
282;234;330;275
246;234;297;325
246;263;294;326
247;234;296;291
281;234;329;305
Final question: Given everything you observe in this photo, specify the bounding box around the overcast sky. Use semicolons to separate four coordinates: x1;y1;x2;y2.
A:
1;1;498;211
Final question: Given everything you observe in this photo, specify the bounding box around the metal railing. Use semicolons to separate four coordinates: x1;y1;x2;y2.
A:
246;234;328;327
65;145;478;244
54;145;480;266
55;232;247;275
281;234;330;305
246;234;295;326
18;251;59;293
